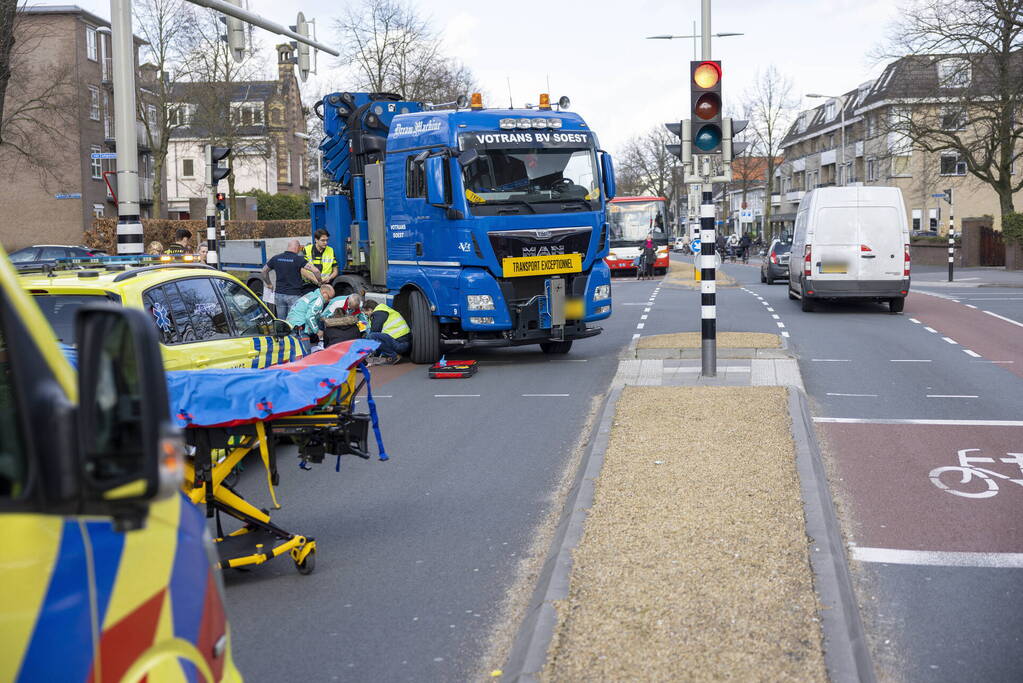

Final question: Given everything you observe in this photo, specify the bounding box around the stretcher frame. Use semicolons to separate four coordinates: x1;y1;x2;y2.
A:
182;367;373;575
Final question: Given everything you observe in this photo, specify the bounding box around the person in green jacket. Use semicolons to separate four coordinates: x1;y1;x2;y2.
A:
286;284;334;350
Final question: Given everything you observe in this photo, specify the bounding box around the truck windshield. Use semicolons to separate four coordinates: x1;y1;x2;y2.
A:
461;147;600;214
33;293;117;344
608;199;668;246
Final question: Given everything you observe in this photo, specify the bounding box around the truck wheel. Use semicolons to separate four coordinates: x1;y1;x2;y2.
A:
409;290;440;364
540;340;573;354
889;297;905;313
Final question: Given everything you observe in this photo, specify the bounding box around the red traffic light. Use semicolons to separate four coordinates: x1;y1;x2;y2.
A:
692;61;721;89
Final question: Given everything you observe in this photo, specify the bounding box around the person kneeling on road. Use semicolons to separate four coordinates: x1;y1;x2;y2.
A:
322;294;367;347
361;299;411;365
286;284;335;351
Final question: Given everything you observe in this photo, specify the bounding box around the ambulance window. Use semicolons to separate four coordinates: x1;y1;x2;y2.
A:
0;319;27;499
214;278;274;337
167;279;231;343
143;287;180;345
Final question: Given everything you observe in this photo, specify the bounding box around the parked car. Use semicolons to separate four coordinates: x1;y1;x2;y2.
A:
789;186;911;313
7;244;106;263
760;238;792;284
673;236;688;251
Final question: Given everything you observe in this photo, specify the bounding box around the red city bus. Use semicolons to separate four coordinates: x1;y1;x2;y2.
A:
605;196;672;275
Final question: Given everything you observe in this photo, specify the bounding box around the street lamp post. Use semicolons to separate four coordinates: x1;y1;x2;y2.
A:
646;31;743;61
807;93;846;185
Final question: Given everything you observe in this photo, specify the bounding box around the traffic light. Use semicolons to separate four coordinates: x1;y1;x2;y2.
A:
223;0;246;63
215;192;226;212
722;119;750;163
206;145;231;187
690;60;722;154
664;121;692;166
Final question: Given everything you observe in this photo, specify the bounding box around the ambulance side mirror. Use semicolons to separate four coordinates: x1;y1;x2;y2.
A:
76;305;182;529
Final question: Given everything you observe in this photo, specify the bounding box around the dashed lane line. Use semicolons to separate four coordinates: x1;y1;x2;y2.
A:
983;309;1023;328
814;417;1023;426
826;393;879;397
941;336;958;344
925;394;979;398
924;326;938;333
908;318;922;324
812;359;851;362
522;394;571;397
963;349;981;357
890;359;932;362
434;394;481;398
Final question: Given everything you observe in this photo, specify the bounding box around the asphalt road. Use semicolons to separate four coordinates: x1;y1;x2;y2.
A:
729;260;1023;682
221;275;663;681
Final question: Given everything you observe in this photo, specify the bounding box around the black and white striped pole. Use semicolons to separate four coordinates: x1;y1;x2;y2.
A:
205;145;231;268
110;0;143;254
946;187;955;282
700;185;717;376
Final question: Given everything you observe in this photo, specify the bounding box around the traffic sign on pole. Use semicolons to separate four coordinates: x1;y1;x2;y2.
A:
90;152;117;160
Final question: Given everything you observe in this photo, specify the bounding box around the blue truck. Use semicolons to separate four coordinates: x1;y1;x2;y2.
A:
308;91;616;363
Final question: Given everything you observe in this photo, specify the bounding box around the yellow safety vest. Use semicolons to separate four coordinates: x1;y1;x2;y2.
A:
304;243;337;276
375;303;411;338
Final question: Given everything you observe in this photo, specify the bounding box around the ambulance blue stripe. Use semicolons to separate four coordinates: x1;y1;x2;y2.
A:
277;335;285;365
264;336;273;368
18;522;93;682
83;520;126;632
168;497;210;683
251;336;262;368
287;335;296;361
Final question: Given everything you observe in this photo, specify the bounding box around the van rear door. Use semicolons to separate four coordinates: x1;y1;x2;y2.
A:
856;206;905;281
813;206;861;281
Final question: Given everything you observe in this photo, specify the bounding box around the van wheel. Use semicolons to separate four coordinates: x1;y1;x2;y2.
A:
801;290;815;312
409;290;440;364
760;272;767;283
540;340;573;354
889;297;905;313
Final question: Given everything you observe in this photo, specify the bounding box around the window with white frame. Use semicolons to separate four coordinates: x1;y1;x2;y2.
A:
93;203;105;218
298;153;305;186
90;145;102;179
232;102;264;126
938;58;971;88
89;86;101;120
929;207;940;230
940;107;966;130
797;113;808;133
866;157;877;181
865;113;876;137
86;26;98;61
912;209;922;231
940;151;966;176
825;101;836;120
826;133;835;149
146;104;158;126
167;104;192;127
182;158;195;178
285;150;292;183
102;91;111;137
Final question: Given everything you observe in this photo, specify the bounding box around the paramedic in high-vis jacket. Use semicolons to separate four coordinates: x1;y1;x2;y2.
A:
361;299;411;365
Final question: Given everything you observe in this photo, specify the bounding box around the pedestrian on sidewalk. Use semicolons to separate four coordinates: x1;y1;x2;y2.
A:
261;239;322;320
361;299;411;365
286;284;335;352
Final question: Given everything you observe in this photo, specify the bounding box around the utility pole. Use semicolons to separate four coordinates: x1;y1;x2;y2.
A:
699;0;716;377
110;0;142;254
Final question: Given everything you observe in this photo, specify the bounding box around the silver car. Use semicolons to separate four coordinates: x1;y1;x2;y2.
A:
760;238;792;284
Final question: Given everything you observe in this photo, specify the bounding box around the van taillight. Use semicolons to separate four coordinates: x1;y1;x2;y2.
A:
803;246;812;276
904;244;911;276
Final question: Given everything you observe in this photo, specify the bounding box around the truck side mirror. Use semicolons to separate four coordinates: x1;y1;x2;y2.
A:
425;156;449;207
76;305;182;528
600;151;617;200
458;149;479;167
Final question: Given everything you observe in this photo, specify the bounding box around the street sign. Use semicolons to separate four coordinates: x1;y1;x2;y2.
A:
90;152;117;160
55;193;82;199
740;209;754;223
690;238;701;253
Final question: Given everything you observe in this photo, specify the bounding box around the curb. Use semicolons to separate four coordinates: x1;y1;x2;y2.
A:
500;385;622;682
788;388;876;683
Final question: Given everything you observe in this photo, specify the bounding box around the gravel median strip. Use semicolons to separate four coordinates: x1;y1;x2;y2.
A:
665;260;738;288
543;385;826;681
637;331;782;350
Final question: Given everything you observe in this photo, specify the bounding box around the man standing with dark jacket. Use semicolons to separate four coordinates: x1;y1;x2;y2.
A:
261;239;322;319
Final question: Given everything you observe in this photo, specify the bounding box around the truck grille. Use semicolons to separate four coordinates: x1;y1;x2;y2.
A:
487;227;592;262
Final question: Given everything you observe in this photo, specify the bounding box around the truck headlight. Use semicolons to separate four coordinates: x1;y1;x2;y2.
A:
467;294;495;310
469;316;494;325
593;285;610;301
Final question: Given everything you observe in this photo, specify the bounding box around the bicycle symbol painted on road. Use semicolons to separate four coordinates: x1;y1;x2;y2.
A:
930;449;1023;498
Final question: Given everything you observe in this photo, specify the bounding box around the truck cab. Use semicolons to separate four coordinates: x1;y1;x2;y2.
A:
0;248;240;682
312;92;616;362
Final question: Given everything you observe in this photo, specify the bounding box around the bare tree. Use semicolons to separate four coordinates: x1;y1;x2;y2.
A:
742;65;797;240
133;0;198;217
334;0;478;103
0;2;76;187
615;126;680;208
880;0;1023;220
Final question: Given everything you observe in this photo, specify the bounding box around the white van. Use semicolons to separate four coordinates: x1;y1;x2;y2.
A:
788;186;910;313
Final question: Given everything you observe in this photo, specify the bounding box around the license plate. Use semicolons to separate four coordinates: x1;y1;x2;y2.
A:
565;298;584;320
820;263;847;274
502;253;583;278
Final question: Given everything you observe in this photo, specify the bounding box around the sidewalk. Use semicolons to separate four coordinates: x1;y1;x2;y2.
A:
501;333;870;682
911;264;1023;288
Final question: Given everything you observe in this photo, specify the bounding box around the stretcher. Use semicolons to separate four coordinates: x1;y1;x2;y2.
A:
173;339;387;575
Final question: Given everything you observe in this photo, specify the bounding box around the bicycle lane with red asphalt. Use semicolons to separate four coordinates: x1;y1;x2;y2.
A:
801;291;1023;681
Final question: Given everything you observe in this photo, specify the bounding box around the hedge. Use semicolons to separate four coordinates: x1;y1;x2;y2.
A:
85;218;310;254
1003;212;1023;245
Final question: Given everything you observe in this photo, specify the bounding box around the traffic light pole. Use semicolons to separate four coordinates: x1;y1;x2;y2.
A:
110;0;143;254
204;145;220;268
948;189;955;282
700;186;717;376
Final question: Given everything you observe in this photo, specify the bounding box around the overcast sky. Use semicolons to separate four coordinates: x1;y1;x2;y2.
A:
65;0;903;151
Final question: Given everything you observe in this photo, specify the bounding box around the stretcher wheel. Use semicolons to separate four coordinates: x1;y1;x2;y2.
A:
296;548;316;575
271;471;280;486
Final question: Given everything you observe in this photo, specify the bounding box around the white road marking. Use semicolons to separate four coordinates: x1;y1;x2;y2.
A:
852;547;1023;568
761;301;769;306
550;359;588;362
644;307;651;313
965;297;1023;300
966;304;978;309
618;303;650;306
815;417;1023;426
632;333;641;339
890;359;932;362
637;323;645;329
812;359;851;362
781;331;790;338
776;322;785;328
963;349;981;357
926;394;979;398
766;307;775;312
641;314;648;320
924;326;938;333
908;318;921;324
772;314;780;319
971;360;1014;364
941;336;958;344
826;393;878;397
522;394;570;397
984;309;1023;328
434;394;481;398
